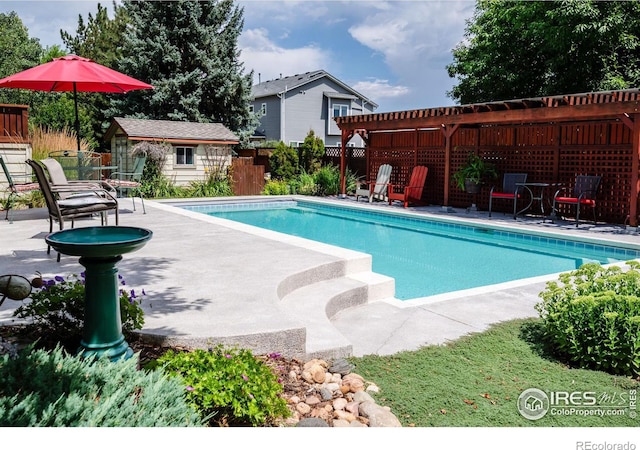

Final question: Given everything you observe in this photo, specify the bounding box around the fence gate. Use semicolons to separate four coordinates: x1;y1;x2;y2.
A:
231;157;264;195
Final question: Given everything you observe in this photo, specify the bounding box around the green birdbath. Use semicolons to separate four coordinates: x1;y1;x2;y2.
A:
45;226;152;361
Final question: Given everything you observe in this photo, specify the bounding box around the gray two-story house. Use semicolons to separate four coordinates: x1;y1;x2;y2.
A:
250;70;378;147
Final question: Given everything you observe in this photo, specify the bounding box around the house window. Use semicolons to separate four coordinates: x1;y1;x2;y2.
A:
261;103;267;115
249;104;254;113
176;146;195;166
333;104;349;117
289;141;303;148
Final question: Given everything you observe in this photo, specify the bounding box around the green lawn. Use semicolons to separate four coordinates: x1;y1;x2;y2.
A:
351;319;639;427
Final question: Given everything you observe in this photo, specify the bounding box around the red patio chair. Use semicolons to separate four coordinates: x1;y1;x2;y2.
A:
388;165;428;208
488;173;528;219
551;175;602;227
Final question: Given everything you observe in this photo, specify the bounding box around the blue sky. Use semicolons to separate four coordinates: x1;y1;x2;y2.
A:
2;0;475;113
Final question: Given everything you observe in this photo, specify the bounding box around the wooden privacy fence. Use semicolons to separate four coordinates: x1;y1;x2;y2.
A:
323;146;366;177
231;157;264;196
0;104;28;142
366;122;634;224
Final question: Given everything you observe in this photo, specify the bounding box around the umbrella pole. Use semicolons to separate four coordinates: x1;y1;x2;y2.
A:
73;82;81;152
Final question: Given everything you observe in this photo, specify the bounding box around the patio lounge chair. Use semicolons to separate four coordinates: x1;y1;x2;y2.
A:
551;175;602;227
41;157;115;200
1;155;40;223
488;173;528;219
388;165;428;208
106;155;146;213
355;163;392;203
27;159;119;261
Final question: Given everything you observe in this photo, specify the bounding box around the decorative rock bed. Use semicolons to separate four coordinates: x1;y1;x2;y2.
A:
271;357;402;428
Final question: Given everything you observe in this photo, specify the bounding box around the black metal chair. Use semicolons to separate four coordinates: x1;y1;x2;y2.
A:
488;173;528;219
552;175;602;227
27;159;119;261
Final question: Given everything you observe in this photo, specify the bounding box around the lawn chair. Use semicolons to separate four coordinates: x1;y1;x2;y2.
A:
388;165;428;208
107;155;146;213
355;164;392;203
27;159;119;261
41;157;115;200
1;155;40;223
551;175;602;227
488;173;528;219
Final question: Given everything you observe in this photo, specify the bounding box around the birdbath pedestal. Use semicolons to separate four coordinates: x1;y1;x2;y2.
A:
45;226;152;361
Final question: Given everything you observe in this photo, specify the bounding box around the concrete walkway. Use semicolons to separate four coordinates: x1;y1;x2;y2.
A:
2;196;638;359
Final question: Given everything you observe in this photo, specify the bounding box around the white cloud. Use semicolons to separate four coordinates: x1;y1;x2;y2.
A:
239;28;333;83
352;78;409;101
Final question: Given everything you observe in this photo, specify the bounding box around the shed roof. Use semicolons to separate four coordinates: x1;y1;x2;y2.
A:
252;69;378;108
106;117;239;144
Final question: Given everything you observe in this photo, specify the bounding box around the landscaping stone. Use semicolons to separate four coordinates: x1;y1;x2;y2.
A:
271;357;403;428
329;358;354;375
297;418;330;427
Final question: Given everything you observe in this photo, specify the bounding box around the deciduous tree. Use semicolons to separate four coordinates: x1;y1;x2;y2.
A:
447;0;640;104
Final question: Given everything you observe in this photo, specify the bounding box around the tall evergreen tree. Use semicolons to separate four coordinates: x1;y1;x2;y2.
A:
111;0;257;144
447;0;640;104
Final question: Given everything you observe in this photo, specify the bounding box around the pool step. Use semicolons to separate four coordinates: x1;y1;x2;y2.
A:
280;271;395;360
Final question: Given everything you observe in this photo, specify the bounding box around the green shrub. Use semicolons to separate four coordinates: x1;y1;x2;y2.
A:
13;273;145;345
536;262;640;376
156;346;290;426
0;346;203;426
299;130;325;174
187;174;233;197
262;179;290;195
269;141;299;180
314;164;340;195
289;171;317;195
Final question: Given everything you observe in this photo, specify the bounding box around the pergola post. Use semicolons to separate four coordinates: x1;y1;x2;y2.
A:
630;114;640;227
441;124;460;206
339;129;353;197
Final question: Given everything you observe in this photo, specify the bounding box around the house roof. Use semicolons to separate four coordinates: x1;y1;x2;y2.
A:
251;69;378;108
105;117;239;144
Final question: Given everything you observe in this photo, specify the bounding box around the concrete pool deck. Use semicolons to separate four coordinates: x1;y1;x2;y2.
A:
2;196;639;359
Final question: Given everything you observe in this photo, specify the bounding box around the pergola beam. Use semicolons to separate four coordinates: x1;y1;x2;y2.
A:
337;101;640;132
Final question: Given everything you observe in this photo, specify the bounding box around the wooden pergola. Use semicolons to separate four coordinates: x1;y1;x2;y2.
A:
336;89;640;226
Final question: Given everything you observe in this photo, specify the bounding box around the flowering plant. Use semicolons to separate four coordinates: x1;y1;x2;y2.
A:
13;273;146;342
156;345;290;426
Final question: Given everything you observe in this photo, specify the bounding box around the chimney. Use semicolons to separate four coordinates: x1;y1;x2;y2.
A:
258;73;261;83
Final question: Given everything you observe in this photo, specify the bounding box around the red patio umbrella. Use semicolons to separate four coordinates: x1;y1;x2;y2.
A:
0;54;153;151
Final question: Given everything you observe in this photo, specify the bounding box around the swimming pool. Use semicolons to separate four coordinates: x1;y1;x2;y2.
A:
182;200;640;300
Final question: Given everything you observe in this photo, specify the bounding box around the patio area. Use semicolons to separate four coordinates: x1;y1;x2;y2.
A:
1;196;639;359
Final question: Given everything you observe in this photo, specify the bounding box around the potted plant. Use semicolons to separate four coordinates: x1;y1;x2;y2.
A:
452;152;497;194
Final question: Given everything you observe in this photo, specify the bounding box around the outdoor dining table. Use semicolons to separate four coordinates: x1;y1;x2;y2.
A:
516;182;562;218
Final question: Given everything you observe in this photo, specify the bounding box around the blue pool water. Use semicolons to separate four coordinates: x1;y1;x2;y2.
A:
182;201;640;300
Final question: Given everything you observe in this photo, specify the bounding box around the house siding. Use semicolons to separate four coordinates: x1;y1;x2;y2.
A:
0;143;33;195
107;124;233;187
252;72;377;147
252;95;281;142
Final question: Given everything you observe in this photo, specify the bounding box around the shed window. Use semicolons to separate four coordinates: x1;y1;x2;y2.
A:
176;146;195;166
